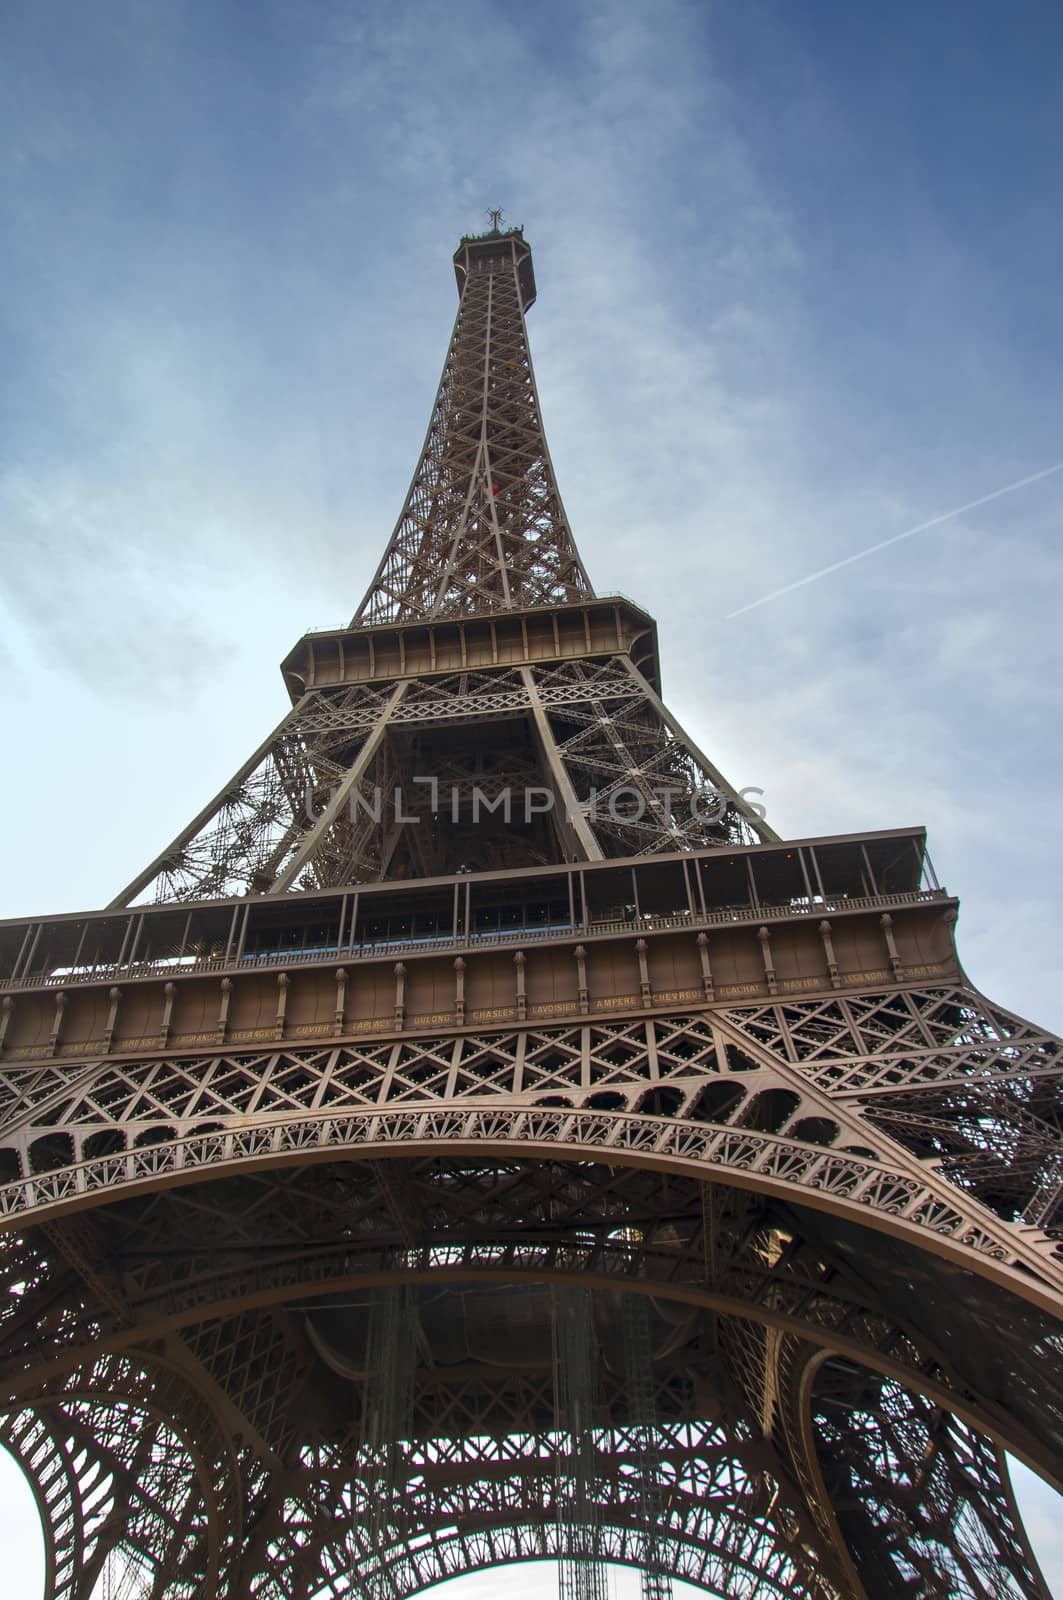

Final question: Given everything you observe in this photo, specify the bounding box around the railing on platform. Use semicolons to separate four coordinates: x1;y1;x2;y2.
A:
1;889;948;993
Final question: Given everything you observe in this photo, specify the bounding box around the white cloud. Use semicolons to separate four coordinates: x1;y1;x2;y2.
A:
1;1;1061;1591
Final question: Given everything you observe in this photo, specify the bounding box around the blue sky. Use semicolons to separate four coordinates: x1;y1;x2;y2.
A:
1;1;1062;1594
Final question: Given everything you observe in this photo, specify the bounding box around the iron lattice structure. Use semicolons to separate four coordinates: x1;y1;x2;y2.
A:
0;223;1061;1600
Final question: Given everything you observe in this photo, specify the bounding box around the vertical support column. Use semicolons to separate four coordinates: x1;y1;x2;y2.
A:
522;667;604;863
574;946;589;1015
49;991;67;1056
696;933;715;1002
916;836;939;890
635;939;652;1007
553;1286;606;1600
808;846;828;902
126;915;146;969
393;964;407;1031
269;681;410;895
616;656;779;842
235;903;252;962
757;927;778;997
275;973;290;1040
797;848;816;908
880;913;903;979
859;842;878;897
115;915;136;970
0;996;13;1053
354;1283;418;1599
216;978;232;1045
453;958;466;1027
102;988;122;1053
21;923;44;982
819;921;842;989
159;983;176;1047
621;1292;674;1600
514;951;527;1021
701;1182;719;1356
10;923;35;984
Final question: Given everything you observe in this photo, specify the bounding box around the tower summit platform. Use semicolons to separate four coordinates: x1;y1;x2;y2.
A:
454;223;537;307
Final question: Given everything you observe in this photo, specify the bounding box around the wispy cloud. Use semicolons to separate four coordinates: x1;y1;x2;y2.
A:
1;0;1062;1582
725;460;1063;618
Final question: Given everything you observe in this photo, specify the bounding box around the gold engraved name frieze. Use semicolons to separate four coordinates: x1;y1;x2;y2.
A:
593;994;639;1012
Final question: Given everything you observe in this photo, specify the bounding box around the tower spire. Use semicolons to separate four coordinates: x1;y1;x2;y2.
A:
103;231;771;905
355;227;593;624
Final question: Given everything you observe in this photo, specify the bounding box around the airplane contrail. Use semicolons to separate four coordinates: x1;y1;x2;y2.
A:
725;460;1063;620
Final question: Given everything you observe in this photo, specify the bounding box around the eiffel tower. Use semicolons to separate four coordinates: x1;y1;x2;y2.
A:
1;219;1061;1600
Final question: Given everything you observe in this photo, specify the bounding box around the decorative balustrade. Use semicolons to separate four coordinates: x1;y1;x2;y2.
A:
1;888;948;994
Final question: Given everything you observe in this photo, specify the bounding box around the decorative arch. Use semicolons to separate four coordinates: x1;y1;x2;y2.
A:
0;1353;241;1600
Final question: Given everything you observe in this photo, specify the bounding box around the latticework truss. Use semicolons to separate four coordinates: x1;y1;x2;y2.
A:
621;1291;674;1600
113;655;771;905
2;222;1061;1600
554;1285;607;1600
1;975;1061;1597
355;228;591;624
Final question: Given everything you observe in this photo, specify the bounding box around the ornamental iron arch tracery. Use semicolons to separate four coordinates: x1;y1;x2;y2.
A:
1;223;1060;1598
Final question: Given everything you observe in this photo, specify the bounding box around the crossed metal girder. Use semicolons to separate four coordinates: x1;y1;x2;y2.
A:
3;227;1061;1600
1;1102;1061;1598
101;230;773;907
109;652;772;905
355;233;592;625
